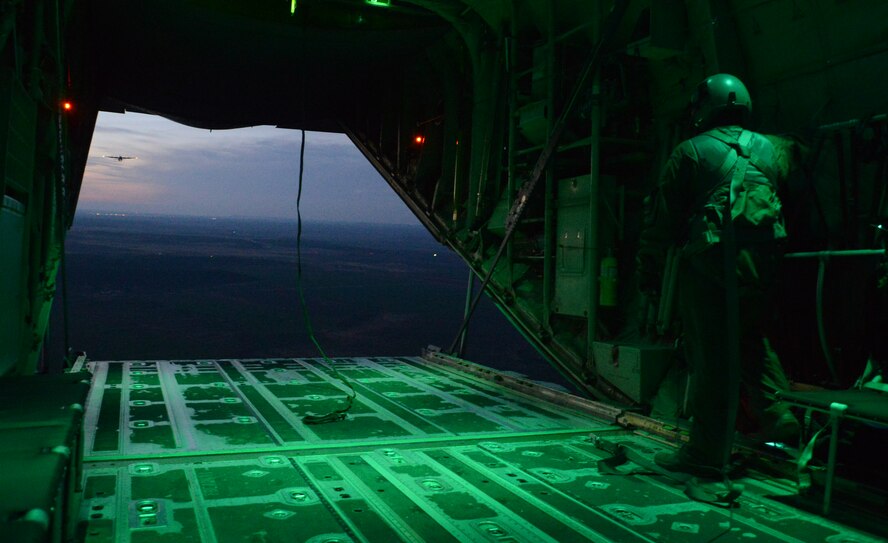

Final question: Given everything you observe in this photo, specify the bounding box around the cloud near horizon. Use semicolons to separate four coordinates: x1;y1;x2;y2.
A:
78;111;419;224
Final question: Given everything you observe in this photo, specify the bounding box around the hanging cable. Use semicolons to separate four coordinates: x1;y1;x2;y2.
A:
55;106;72;370
815;256;839;383
294;129;357;424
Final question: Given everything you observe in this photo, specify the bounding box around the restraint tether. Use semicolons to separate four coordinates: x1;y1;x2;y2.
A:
294;129;357;425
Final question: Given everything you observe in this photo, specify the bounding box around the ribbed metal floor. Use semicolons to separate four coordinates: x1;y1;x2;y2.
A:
78;358;882;542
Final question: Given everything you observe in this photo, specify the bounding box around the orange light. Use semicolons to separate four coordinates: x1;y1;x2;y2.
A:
414;135;425;144
62;100;73;112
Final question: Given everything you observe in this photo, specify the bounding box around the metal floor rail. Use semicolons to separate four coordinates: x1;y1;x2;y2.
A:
76;357;883;543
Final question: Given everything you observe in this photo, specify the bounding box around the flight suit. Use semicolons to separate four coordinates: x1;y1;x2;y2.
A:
639;125;796;470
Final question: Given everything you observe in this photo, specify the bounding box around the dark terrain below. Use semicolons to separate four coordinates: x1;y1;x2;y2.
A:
48;213;571;387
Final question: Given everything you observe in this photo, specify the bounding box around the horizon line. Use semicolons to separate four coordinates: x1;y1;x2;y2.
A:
75;209;425;228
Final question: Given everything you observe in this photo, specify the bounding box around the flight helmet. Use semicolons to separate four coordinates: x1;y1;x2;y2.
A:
690;73;752;129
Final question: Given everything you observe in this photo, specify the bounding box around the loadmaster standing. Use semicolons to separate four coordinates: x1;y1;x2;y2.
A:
637;73;800;478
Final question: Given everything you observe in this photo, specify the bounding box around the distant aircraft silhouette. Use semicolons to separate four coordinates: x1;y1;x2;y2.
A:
104;155;137;162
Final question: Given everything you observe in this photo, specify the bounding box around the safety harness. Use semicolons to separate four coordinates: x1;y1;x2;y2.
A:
688;129;785;251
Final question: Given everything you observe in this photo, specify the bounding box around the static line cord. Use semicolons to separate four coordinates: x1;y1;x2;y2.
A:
294;129;356;425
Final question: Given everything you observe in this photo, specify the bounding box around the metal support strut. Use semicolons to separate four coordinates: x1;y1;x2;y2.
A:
447;0;631;354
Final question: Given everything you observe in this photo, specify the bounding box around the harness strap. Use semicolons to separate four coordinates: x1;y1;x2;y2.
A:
705;129;769;176
730;131;753;213
693;129;749;214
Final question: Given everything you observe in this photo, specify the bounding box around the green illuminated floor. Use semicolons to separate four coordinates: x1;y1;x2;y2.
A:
79;358;882;542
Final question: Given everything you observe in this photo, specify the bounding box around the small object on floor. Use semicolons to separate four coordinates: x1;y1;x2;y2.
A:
750;411;801;444
684;477;744;507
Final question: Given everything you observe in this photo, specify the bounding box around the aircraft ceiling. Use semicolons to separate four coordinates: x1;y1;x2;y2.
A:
89;0;450;129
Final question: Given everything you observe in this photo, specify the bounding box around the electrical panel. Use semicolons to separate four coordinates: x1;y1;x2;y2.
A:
554;175;590;317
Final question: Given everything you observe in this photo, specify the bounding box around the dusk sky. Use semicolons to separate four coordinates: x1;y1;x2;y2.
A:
78;111;420;225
